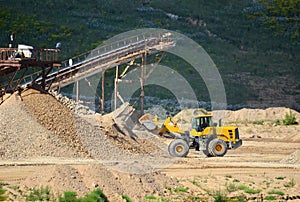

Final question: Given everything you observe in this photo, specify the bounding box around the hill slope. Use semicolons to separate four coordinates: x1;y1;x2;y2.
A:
0;0;299;110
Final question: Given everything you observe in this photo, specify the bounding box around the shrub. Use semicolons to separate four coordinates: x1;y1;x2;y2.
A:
174;187;189;193
26;186;52;201
237;185;247;190
0;185;8;202
284;178;296;188
79;189;108;202
282;111;297;125
264;195;276;200
272;119;281;125
267;189;284;196
237;185;261;194
233;179;240;183
122;194;132;202
275;176;285;180
145;195;156;200
235;194;247;202
59;191;77;202
226;183;237;193
212;190;227;202
252;120;264;125
244;188;261;194
191;178;201;187
165;186;172;191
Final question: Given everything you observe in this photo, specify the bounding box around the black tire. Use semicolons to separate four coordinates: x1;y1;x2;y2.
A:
203;149;213;157
202;135;215;157
208;138;227;157
168;139;189;157
192;138;200;151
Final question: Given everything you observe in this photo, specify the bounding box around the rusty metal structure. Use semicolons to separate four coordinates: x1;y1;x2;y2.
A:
0;31;174;113
0;47;61;97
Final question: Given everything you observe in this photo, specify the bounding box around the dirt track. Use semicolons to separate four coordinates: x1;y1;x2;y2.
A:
0;90;300;201
0;136;299;201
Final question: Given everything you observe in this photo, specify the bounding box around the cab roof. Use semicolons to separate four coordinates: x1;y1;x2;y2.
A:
193;114;212;118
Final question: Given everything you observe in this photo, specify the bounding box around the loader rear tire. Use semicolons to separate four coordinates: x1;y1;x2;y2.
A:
168;139;189;157
208;138;227;157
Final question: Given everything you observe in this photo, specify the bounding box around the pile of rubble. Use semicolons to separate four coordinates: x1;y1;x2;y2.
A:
0;88;173;172
280;150;300;164
0;92;85;160
49;90;95;115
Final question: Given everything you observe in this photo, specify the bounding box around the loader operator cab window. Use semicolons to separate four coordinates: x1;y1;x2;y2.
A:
192;116;212;132
192;118;199;130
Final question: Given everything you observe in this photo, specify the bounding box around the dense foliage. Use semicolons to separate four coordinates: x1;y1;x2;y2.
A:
247;0;299;39
0;0;299;109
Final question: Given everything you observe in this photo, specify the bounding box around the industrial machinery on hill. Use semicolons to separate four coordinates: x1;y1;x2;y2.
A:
139;112;242;157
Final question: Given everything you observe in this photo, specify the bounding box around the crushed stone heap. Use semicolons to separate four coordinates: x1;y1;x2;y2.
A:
0;91;85;159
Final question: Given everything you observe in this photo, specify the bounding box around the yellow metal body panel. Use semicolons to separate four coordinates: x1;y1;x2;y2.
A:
191;126;239;143
158;117;185;135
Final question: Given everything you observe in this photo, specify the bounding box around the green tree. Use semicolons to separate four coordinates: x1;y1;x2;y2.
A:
247;0;299;40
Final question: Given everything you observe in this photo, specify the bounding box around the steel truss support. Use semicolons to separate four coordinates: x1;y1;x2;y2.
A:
101;70;105;114
140;53;146;115
114;65;119;111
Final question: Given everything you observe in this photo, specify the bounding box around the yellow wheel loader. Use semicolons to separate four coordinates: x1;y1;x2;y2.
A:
139;113;242;157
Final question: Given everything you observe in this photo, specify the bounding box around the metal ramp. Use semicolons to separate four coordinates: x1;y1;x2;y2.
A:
1;31;174;112
21;31;174;89
0;47;60;97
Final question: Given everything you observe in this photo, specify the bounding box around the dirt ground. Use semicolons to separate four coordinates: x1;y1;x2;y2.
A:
0;90;300;201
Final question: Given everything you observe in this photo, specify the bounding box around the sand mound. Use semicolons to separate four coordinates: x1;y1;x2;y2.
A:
214;107;300;123
173;107;300;125
173;108;207;123
21;164;178;201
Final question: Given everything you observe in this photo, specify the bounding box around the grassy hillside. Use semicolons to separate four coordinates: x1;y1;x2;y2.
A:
0;0;299;110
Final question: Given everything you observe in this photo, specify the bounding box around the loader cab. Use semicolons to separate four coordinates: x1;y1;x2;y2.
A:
192;114;213;132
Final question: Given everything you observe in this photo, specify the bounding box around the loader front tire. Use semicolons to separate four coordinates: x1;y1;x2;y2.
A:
168;139;189;157
208;138;227;157
203;135;215;157
203;149;213;157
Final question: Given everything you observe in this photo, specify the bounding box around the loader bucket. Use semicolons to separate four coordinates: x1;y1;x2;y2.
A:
139;113;158;131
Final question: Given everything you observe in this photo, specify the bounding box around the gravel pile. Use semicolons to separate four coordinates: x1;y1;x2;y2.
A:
0;93;82;160
49;90;95;115
21;89;90;158
75;113;175;174
1;89;175;173
1;89;180;200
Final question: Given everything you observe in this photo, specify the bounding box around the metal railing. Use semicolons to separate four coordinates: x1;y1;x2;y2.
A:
0;48;60;61
61;31;173;68
4;31;174;89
